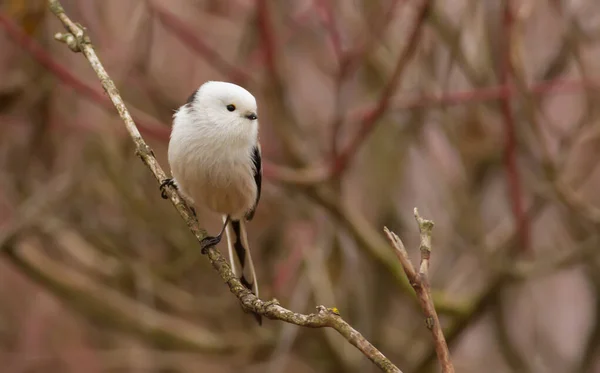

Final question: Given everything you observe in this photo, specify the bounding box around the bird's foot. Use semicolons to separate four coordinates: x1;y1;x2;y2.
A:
200;234;223;254
160;178;177;199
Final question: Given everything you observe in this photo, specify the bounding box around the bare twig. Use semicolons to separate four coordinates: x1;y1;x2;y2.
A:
384;209;454;373
45;1;402;372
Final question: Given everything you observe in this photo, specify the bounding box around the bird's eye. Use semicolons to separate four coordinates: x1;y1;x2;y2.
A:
226;104;236;112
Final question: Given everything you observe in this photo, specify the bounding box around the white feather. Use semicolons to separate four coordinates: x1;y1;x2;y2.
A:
168;81;259;220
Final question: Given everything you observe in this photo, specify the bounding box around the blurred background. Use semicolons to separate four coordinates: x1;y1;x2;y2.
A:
1;0;600;372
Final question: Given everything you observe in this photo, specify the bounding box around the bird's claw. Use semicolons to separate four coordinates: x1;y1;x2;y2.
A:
200;235;222;254
160;178;176;199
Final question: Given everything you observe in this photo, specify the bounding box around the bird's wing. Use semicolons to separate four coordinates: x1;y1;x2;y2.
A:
246;143;262;221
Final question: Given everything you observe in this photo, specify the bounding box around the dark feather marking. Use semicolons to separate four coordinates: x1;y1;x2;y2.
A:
246;145;262;221
231;220;255;293
183;89;199;111
231;220;246;268
186;89;198;104
240;276;253;290
231;220;261;325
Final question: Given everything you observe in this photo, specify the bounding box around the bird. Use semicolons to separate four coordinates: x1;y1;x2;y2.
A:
161;81;263;324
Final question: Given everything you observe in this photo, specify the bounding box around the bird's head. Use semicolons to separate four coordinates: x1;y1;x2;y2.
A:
187;81;258;129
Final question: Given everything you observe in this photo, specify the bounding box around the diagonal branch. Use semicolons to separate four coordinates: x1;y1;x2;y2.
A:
384;209;454;373
45;1;402;372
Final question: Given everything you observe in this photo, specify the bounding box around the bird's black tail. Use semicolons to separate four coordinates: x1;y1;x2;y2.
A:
223;216;261;325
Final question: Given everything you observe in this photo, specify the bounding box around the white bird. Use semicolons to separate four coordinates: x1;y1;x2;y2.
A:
162;81;263;324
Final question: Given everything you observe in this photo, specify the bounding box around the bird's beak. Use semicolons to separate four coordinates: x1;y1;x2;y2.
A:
245;112;258;120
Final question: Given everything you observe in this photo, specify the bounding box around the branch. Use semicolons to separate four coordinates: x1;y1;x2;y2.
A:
498;0;529;254
332;0;431;175
0;174;72;247
1;177;232;353
147;0;252;85
384;209;454;373
46;1;402;372
0;11;170;141
3;237;233;353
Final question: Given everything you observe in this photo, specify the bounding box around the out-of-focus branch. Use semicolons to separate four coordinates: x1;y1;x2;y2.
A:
316;0;341;63
0;11;170;141
2;10;309;186
553;179;600;226
343;0;404;68
307;187;467;317
0;175;72;247
268;77;596;185
255;0;316;165
505;5;600;241
328;0;404;158
0;10;324;187
384;209;454;373
147;0;252;85
1;177;231;353
506;236;599;280
3;237;233;353
575;267;600;373
370;78;595;116
492;291;531;373
3;10;596;189
332;0;431;176
46;2;403;372
427;5;489;85
414;151;600;370
255;0;278;86
498;1;529;254
258;0;431;184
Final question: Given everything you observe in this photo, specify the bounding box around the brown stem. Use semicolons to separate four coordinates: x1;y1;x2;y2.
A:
384;209;455;373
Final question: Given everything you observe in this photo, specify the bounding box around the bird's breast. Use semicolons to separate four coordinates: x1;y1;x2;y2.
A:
169;137;257;218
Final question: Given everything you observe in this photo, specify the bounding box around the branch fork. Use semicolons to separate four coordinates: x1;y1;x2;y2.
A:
384;208;455;373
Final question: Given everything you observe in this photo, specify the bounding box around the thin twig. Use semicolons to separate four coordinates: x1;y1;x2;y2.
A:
46;1;402;372
384;209;454;373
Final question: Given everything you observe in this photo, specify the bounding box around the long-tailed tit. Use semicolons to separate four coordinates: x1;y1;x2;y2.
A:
161;81;263;324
